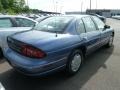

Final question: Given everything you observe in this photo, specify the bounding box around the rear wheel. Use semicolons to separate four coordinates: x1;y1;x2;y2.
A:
66;50;83;75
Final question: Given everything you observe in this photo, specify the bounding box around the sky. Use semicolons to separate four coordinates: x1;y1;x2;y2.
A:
25;0;120;13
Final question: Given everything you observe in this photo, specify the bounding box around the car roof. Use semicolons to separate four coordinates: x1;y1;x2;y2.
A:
63;14;90;18
49;14;91;19
0;15;38;22
34;15;91;22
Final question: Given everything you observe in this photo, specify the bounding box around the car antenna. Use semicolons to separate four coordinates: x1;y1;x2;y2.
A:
54;16;58;37
55;31;58;37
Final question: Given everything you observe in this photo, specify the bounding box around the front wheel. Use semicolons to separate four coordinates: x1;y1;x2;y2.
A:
106;36;114;47
0;50;3;59
65;50;83;75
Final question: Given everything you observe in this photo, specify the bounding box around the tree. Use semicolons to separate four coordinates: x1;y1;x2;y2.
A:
15;0;25;8
22;5;30;13
1;0;9;9
0;0;30;14
20;0;25;7
8;0;16;8
0;0;3;11
14;0;26;13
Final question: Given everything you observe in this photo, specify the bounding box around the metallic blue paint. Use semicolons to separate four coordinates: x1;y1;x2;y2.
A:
4;15;114;76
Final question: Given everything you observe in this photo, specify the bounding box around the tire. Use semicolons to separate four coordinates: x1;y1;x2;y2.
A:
0;49;3;59
65;50;84;75
106;36;114;48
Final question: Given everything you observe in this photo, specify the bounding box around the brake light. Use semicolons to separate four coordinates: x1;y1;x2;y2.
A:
21;45;46;58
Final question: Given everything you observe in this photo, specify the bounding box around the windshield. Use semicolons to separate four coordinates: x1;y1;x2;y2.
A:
34;16;73;32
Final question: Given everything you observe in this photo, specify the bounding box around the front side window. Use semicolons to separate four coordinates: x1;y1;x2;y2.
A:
36;16;49;22
16;18;35;27
0;18;13;28
76;19;86;34
92;16;105;29
34;16;73;32
82;17;97;32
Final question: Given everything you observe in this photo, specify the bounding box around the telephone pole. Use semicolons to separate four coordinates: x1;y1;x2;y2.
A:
96;0;97;9
53;0;55;12
90;0;91;10
81;1;83;13
56;1;58;13
27;0;29;6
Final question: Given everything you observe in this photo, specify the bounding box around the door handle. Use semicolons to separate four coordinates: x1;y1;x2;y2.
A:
83;37;87;40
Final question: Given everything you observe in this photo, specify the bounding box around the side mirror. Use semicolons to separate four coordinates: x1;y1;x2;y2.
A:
104;25;110;29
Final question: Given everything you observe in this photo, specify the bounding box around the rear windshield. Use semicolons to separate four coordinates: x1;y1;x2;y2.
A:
34;16;73;32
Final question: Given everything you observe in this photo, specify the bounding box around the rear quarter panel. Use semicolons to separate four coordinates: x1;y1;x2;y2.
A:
35;34;86;63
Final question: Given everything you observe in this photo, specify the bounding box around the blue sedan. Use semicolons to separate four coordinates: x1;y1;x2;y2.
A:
4;15;114;76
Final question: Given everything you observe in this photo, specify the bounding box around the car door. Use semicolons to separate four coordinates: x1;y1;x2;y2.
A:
75;18;87;43
0;18;14;48
82;16;101;54
92;16;110;46
0;17;32;51
0;18;14;28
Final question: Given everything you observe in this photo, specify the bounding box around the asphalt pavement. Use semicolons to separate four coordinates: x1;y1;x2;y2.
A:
0;18;120;90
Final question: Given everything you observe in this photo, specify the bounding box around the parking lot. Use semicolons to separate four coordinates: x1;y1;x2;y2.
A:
0;18;120;90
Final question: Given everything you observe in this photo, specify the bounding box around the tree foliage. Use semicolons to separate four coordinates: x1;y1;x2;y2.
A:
0;0;30;14
0;0;3;11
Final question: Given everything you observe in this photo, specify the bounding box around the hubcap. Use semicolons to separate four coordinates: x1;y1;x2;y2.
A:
71;54;82;72
109;36;113;46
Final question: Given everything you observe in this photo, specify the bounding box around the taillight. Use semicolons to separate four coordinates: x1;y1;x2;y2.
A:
21;45;46;58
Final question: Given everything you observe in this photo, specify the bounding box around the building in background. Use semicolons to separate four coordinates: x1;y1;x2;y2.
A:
66;9;120;18
86;9;120;17
65;11;86;15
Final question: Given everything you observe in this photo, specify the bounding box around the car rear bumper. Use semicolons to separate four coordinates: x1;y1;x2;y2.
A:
4;48;67;76
6;58;66;76
8;60;66;76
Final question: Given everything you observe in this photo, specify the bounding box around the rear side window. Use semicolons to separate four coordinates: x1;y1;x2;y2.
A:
82;17;97;32
0;18;13;28
16;18;35;27
76;19;86;34
92;16;105;29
